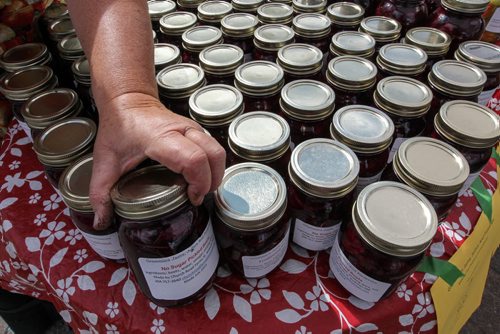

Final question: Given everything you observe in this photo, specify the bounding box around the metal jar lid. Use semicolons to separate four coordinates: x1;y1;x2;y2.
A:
199;44;244;76
182;26;224;53
228;111;291;162
330;105;394;154
405;27;451;57
198;1;233;22
189;84;244;126
374;76;432;118
111;165;189;221
43;2;69;22
292;13;331;39
0;66;58;101
178;0;205;9
232;0;264;13
455;41;500;74
59;154;94;212
441;0;489;14
289;138;359;198
359;16;402;43
254;24;295;51
148;0;177;20
376;43;427;76
277;43;323;75
154;43;181;72
0;43;51;72
34;117;96;167
215;162;287;231
280;79;335;121
57;35;84;61
435;100;500;149
221;13;260;37
72;56;91;85
428;60;487;97
159;11;198;36
330;31;375;58
326;2;364;27
234;61;284;96
326;55;377;91
48;18;75;41
157;63;206;99
292;0;328;14
393;137;470;196
353;181;438;257
257;3;294;25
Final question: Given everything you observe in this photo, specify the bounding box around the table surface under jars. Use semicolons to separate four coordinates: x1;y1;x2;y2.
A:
0;119;497;334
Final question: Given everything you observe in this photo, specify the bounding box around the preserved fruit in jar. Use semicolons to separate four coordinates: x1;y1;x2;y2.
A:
375;0;428;35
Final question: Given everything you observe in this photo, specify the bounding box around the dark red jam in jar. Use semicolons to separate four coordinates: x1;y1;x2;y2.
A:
329;31;376;60
33;117;96;190
0;43;53;73
434;100;500;194
157;63;206;117
376;43;427;80
158;11;198;47
257;3;294;25
111;165;219;307
199;44;244;86
292;0;328;14
253;24;295;61
232;0;265;13
404;27;451;73
330;181;438;302
181;26;224;64
59;155;125;261
327;2;365;33
227;111;291;178
381;137;469;220
234;61;284;112
359;16;402;53
279;79;335;146
326;55;377;109
197;1;233;26
148;0;177;33
214;162;290;278
189;84;244;149
288;138;359;251
221;13;260;62
375;0;428;35
277;44;324;83
292;13;332;53
331;105;394;192
154;43;181;73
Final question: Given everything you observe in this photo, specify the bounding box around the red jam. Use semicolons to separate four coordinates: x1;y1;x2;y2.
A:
181;26;223;64
326;2;365;34
221;13;259;62
359;16;402;54
277;44;324;83
253;24;295;62
375;0;428;35
292;13;332;53
199;44;244;86
158;11;198;47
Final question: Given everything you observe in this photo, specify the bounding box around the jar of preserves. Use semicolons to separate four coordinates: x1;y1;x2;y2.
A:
326;55;377;109
327;2;365;33
59;155;125;261
292;13;332;53
57;35;85;79
253;24;295;61
177;0;205;13
232;0;265;13
47;17;75;44
257;3;294;25
0;43;53;73
292;0;328;14
158;11;198;47
197;1;233;26
33;117;96;189
221;13;260;62
148;0;177;33
376;43;427;80
234;61;284;112
359;16;402;53
279;80;335;146
181;26;224;64
214;162;290;278
288;138;359;251
154;43;181;73
227;111;291;178
375;0;428;35
199;44;244;85
41;2;69;26
329;31;376;60
157;63;206;117
71;57;97;120
330;181;438;302
111;165;219;307
347;0;377;15
277;44;324;83
404;27;451;73
331;105;394;191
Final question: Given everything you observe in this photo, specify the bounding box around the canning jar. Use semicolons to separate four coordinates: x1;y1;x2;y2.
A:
71;56;97;120
375;0;428;35
0;43;53;73
47;17;75;46
329;31;376;60
327;2;365;33
154;43;181;73
214;163;290;278
331;105;394;191
288;138;359;251
359;16;402;53
197;1;233;26
292;0;328;14
257;3;294;25
181;26;224;64
330;181;437;302
326;55;377;109
158;11;198;47
221;13;260;62
404;27;451;73
292;13;332;53
148;0;177;33
41;2;69;28
277;44;324;83
253;24;295;61
232;0;264;13
279;80;335;146
57;35;85;82
376;43;427;80
59;155;125;261
199;44;244;85
177;0;205;13
33;117;96;189
111;165;219;307
234;61;284;112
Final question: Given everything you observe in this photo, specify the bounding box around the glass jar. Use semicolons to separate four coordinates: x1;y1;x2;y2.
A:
197;1;233;26
154;43;181;73
47;17;75;44
277;44;324;83
199;44;244;85
292;0;328;14
330;181;438;302
221;13;260;62
148;0;177;33
227;111;291;178
292;13;332;53
376;43;427;80
189;84;244;150
59;155;125;261
214;162;290;278
257;3;294;25
381;137;469;220
157;63;206;117
177;0;205;13
375;0;428;35
253;24;295;61
0;43;53;73
181;26;224;64
327;2;365;33
433;100;500;194
57;35;85;84
404;27;451;73
41;2;69;27
234;61;284;112
331;105;394;192
326;55;377;109
288;138;359;251
71;57;97;121
33;117;97;189
329;31;376;60
111;165;219;307
346;0;377;16
158;11;198;47
359;16;402;53
232;0;265;13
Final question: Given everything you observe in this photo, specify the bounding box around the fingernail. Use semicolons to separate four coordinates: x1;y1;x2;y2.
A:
93;215;106;230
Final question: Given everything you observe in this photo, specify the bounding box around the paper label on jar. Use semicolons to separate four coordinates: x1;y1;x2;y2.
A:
329;235;391;303
387;137;407;163
356;170;384;193
292;218;340;251
486;8;500;34
478;88;498;106
80;230;125;260
458;171;482;197
138;221;219;300
242;225;290;278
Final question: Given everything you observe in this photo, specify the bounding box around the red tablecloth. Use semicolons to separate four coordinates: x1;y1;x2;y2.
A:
0;120;497;334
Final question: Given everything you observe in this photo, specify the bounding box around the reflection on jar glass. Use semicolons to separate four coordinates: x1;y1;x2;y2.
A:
253;24;295;61
197;1;233;26
181;25;224;64
221;13;260;62
277;43;324;83
292;13;331;53
404;27;451;74
327;2;365;34
199;44;244;85
376;43;427;80
148;0;177;33
257;3;294;25
359;16;401;53
158;11;198;47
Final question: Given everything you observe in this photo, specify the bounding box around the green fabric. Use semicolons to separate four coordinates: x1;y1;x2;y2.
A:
417;256;464;286
471;177;493;224
491;148;500;167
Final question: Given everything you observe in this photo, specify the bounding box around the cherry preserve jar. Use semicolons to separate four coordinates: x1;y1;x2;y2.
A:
197;1;233;26
279;79;335;146
214;162;290;278
433;100;500;195
292;0;328;14
0;43;53;73
227;111;291;178
292;13;332;53
47;17;75;45
326;55;377;109
221;13;260;62
199;44;244;85
329;31;376;60
232;0;265;13
59;155;125;261
375;0;428;35
158;11;198;47
404;27;451;73
111;165;219;307
154;43;181;73
288;138;359;251
177;0;205;13
181;26;224;64
253;24;295;61
33;117;96;189
148;0;177;33
359;16;402;53
330;181;437;302
257;3;294;25
376;43;427;80
326;2;365;33
277;44;324;83
234;61;284;112
71;57;97;120
331;105;394;191
57;35;85;80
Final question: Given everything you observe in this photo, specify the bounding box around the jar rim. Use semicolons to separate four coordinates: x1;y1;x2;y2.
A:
199;44;244;75
277;43;324;74
221;13;259;37
0;66;57;100
326;2;364;25
405;27;451;56
331;31;375;56
159;11;198;35
280;79;335;120
455;41;500;73
148;0;176;19
254;24;295;51
59;154;94;212
0;43;50;71
234;60;284;96
376;43;428;75
156;63;206;98
257;3;294;23
359;16;401;41
326;55;377;91
428;60;487;97
441;0;489;14
197;1;233;21
182;26;223;52
292;13;331;38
